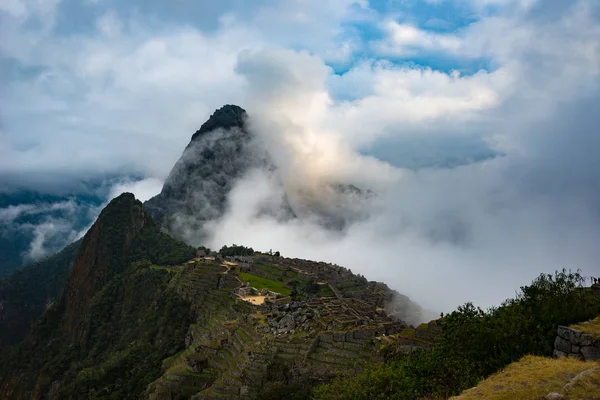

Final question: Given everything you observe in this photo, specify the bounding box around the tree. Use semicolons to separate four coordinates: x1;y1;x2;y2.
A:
197;246;211;254
219;244;254;257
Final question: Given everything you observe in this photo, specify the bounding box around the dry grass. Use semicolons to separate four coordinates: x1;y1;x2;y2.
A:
398;328;416;339
416;323;429;331
563;366;600;399
250;311;267;325
451;355;600;400
571;316;600;338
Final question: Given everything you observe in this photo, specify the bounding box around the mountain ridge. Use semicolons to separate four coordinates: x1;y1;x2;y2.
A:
0;107;429;400
0;191;423;399
0;192;196;398
189;104;247;144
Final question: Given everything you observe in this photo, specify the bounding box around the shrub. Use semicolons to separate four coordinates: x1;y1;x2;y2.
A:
219;244;254;257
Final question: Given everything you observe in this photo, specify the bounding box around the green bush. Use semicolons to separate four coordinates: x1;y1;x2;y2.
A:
127;221;196;265
219;244;254;257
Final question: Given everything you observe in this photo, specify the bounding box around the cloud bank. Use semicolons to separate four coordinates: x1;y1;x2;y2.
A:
2;0;600;313
202;1;600;313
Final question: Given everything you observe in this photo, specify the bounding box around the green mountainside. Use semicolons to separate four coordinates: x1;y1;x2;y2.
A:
1;193;599;400
0;193;421;399
0;193;196;399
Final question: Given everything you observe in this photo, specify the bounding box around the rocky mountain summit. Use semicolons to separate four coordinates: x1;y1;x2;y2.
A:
188;104;247;143
144;105;280;241
144;104;376;243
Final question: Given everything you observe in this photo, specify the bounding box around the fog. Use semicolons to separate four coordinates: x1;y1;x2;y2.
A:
204;23;600;313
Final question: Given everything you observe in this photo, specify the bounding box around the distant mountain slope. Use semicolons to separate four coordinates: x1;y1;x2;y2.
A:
0;239;80;348
0;191;103;278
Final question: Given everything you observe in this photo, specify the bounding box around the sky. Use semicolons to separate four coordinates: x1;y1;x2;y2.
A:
1;0;600;313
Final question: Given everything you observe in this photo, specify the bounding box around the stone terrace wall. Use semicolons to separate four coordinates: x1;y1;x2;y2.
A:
553;325;600;360
286;258;360;285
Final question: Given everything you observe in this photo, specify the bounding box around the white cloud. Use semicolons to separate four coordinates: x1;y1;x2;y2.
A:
0;200;77;224
198;1;600;314
374;21;462;56
108;177;163;202
0;0;27;18
327;62;512;148
24;218;79;261
2;0;600;315
96;11;122;37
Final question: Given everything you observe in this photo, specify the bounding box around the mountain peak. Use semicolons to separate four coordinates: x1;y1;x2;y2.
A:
63;192;146;325
144;104;269;234
190;104;247;142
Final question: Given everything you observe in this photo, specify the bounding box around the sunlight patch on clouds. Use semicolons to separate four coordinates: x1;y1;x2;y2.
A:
375;21;462;56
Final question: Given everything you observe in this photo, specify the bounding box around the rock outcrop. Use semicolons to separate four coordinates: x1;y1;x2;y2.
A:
553;324;600;360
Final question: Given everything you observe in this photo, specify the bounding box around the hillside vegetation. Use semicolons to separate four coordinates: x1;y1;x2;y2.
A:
2;194;600;400
313;270;600;400
0;194;197;399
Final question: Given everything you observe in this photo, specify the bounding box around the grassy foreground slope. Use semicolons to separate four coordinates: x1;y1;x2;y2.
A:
452;355;600;400
571;316;600;337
